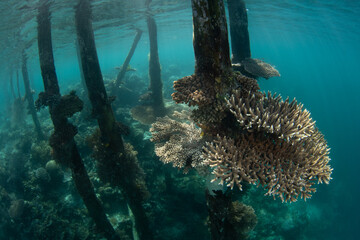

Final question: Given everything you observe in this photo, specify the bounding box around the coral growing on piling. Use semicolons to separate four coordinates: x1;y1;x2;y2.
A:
150;111;205;172
203;132;332;202
153;78;332;202
227;90;316;142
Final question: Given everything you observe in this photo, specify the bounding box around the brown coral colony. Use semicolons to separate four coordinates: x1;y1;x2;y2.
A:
150;0;332;204
154;69;332;203
204;88;332;202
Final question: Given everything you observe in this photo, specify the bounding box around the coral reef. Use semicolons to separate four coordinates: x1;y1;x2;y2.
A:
204;132;332;202
172;72;260;131
87;128;152;239
227;90;316;142
150;111;205;172
91;130;150;202
36;90;83;119
0;0;337;239
30;140;52;165
160;57;331;203
156;65;331;203
131;105;159;125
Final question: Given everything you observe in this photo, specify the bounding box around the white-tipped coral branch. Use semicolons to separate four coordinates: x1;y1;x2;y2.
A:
227;90;316;142
150;112;206;172
203;133;332;202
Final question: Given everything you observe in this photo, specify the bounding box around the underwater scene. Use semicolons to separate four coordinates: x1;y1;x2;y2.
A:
0;0;359;239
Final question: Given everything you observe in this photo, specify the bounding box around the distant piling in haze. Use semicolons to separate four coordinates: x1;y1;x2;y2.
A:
9;71;16;100
146;1;166;117
21;52;44;140
115;28;143;88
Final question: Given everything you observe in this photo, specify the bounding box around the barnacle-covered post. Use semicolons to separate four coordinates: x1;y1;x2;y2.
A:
75;0;153;239
146;5;166;117
36;2;119;239
21;52;44;140
227;0;251;63
192;0;232;77
75;0;123;152
191;0;240;238
172;0;240;134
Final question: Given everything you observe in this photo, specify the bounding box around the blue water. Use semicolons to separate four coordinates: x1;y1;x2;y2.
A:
249;1;360;238
0;0;359;239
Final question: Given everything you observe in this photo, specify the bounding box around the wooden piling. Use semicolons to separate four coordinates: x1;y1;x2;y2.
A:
21;52;44;140
37;2;119;239
75;1;153;239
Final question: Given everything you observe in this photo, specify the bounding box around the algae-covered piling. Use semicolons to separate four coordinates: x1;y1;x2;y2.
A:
75;0;124;151
75;0;153;239
36;2;119;239
147;13;165;117
191;0;232;78
191;1;237;238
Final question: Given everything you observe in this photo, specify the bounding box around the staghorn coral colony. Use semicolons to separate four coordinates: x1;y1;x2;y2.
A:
150;0;332;204
152;76;332;202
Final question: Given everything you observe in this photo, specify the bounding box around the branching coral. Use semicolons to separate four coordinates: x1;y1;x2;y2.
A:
198;88;332;203
203;133;332;202
156;1;331;203
227;90;316;142
156;79;332;202
150;112;205;172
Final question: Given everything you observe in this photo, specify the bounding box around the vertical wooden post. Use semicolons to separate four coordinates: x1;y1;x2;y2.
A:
227;0;251;63
191;0;232;78
75;1;153;239
190;1;238;239
75;0;123;151
75;40;87;93
146;13;165;117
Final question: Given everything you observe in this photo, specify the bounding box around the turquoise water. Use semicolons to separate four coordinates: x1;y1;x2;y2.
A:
251;1;360;238
0;0;359;239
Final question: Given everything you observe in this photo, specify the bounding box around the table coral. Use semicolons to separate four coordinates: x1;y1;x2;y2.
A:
204;132;332;202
